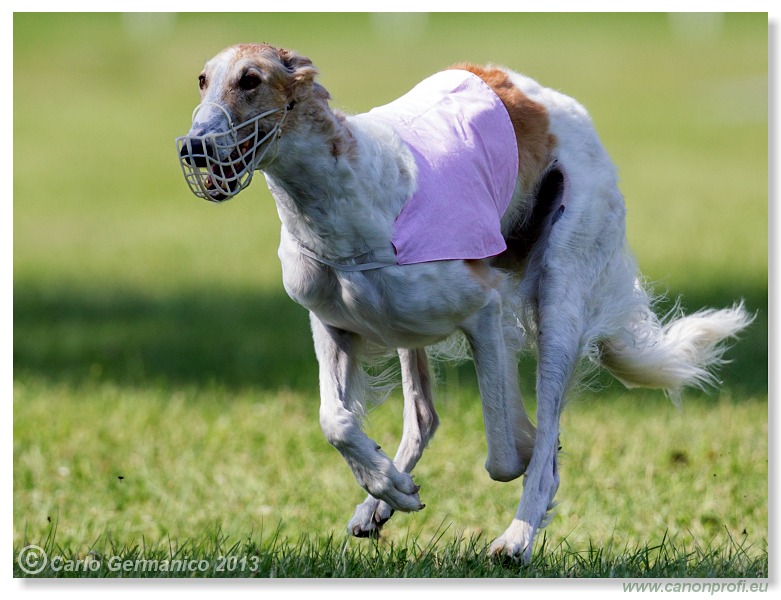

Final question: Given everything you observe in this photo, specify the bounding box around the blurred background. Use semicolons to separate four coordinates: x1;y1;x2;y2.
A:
13;13;767;555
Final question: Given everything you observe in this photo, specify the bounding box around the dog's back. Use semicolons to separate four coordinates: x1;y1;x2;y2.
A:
469;65;753;401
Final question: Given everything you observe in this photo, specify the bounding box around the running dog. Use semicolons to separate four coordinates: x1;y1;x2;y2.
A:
176;43;752;561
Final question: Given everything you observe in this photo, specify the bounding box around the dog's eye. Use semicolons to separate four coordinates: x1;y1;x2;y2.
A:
198;74;206;90
239;73;261;91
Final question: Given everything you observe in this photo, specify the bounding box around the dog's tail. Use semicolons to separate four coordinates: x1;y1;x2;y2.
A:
597;284;753;403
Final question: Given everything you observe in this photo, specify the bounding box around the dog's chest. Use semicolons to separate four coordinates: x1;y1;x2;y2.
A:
280;253;486;347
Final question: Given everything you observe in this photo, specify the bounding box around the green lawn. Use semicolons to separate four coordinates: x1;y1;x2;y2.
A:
13;13;767;578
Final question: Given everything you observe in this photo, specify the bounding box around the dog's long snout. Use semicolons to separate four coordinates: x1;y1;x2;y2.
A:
179;137;214;168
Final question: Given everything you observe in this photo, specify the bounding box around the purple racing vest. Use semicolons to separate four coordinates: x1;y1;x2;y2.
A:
368;69;519;265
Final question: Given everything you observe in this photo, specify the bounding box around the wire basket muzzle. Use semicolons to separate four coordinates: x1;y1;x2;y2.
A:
176;104;284;202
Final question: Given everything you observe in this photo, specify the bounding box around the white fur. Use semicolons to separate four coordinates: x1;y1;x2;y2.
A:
184;46;754;562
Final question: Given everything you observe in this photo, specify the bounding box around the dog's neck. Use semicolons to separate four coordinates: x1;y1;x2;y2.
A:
262;94;408;261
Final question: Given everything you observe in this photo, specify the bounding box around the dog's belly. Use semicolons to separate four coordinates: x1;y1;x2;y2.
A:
281;257;488;348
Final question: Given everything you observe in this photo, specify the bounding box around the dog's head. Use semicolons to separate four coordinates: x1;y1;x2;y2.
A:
176;44;320;202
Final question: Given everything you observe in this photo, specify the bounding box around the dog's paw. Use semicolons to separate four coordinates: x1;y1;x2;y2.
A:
348;454;425;513
365;469;424;512
347;496;395;538
487;520;535;563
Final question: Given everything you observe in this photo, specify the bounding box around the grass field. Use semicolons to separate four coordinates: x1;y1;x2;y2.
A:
13;13;768;578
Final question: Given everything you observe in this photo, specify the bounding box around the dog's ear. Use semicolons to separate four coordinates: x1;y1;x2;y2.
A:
279;49;318;84
278;48;330;101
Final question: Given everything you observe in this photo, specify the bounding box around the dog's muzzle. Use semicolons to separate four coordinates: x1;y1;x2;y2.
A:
176;102;286;202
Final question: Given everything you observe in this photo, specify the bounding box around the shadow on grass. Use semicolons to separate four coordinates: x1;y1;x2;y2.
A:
13;283;318;393
13;280;767;398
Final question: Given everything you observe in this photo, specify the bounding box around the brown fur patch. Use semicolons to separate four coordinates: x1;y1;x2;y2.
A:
465;259;499;289
448;64;556;194
210;45;342;152
233;43;276;59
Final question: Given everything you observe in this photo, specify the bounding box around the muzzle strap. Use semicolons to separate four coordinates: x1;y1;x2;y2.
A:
294;239;398;271
192;101;236;130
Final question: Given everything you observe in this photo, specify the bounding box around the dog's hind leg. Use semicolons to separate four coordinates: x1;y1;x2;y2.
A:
488;150;626;561
487;288;580;561
311;314;424;514
462;289;530;482
503;325;536;474
348;348;438;537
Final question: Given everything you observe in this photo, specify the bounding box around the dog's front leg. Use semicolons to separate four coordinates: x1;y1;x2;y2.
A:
348;348;438;537
311;313;424;513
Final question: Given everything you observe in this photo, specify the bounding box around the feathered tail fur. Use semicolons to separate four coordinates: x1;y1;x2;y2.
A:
598;283;753;403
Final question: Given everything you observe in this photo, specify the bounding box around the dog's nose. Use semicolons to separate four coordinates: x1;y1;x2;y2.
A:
179;138;212;168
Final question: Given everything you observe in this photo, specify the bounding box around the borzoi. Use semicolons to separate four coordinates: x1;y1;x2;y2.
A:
176;43;752;561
